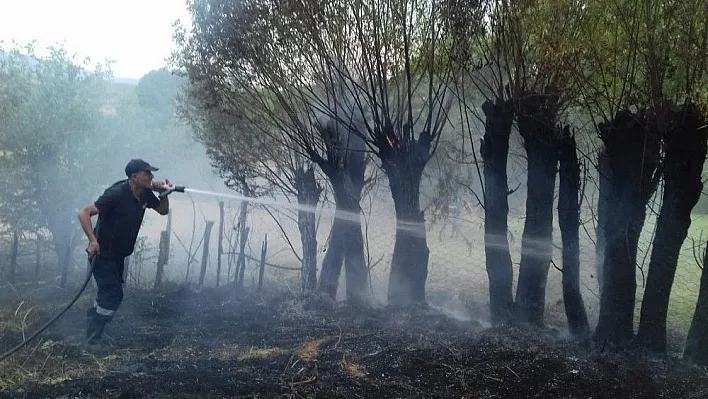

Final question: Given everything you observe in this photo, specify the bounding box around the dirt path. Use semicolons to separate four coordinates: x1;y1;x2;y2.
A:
1;286;706;398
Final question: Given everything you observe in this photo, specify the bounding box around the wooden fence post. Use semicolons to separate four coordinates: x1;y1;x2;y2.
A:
217;201;224;287
33;234;42;287
154;230;168;289
198;220;215;289
9;229;18;281
237;227;250;287
258;234;268;291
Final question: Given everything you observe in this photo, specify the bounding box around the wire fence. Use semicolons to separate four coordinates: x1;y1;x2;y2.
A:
0;148;705;350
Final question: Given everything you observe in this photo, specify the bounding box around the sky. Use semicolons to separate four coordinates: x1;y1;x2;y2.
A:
0;0;191;79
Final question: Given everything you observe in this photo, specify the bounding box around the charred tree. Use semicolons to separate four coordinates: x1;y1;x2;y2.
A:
381;126;431;307
596;149;612;295
557;126;590;337
685;241;708;365
637;102;708;352
294;165;321;293
316;114;369;305
515;92;560;326
319;213;346;297
594;110;660;345
480;98;515;325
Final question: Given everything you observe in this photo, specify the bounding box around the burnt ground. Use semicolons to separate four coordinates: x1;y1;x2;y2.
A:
0;284;707;399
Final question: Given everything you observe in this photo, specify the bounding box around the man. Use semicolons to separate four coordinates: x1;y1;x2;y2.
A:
77;159;174;347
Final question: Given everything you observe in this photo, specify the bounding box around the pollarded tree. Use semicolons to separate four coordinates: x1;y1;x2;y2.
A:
635;0;708;353
461;0;589;328
174;0;370;303
274;0;459;307
574;0;708;348
573;0;661;345
177;0;461;307
439;0;517;325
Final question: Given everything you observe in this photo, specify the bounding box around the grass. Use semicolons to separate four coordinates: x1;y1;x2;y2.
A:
1;189;706;390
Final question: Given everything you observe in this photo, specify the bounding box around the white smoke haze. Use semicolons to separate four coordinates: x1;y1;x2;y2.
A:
0;39;701;357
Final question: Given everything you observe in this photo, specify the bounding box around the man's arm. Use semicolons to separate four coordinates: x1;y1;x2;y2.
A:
77;203;100;256
151;179;171;215
155;195;169;215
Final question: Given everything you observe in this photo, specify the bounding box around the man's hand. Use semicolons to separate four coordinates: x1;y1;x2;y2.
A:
152;179;175;197
87;239;100;258
151;178;171;190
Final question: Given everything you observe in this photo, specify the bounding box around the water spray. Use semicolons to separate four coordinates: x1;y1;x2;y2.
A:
157;186;428;236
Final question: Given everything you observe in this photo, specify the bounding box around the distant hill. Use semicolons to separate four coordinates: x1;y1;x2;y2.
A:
113;76;139;86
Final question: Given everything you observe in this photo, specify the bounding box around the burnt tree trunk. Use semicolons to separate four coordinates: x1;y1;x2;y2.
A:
515;94;559;326
596;149;612;295
319;214;346;297
318;178;368;304
342;198;367;305
558;126;590;337
480;98;515;325
295;165;321;293
383;138;430;307
594;110;660;345
637;103;708;352
685;241;708;365
315;111;369;304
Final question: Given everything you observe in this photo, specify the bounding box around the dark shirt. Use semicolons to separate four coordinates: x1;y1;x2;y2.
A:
94;180;160;258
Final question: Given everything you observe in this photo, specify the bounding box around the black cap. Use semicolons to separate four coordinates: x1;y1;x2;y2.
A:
125;159;159;177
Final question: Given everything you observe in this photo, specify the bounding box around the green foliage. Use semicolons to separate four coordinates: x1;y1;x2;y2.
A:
574;0;708;118
0;43;111;238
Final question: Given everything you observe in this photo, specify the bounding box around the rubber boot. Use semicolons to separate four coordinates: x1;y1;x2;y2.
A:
87;315;109;344
85;307;98;341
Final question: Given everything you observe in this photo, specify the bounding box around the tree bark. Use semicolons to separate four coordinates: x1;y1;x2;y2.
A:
594;110;660;345
318;179;368;304
480;98;515;325
384;152;429;307
637;102;708;352
685;243;708;365
515;96;559;326
557;126;590;337
319;214;346;297
295;165;321;293
596;149;612;295
314;110;369;304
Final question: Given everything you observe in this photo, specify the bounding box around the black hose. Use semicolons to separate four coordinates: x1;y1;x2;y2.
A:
0;253;97;362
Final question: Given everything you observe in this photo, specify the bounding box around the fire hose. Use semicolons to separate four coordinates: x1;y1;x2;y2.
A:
0;185;184;362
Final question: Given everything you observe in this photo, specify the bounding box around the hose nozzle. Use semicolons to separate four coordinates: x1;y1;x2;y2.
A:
153;185;186;197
